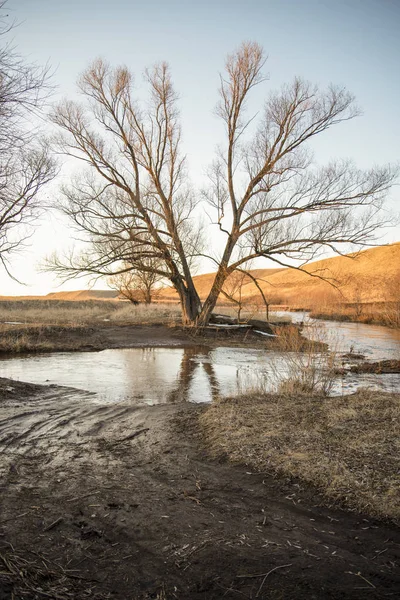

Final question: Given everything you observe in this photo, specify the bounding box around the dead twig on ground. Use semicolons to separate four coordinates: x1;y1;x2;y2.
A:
43;517;64;532
0;511;30;524
256;563;293;597
345;570;376;589
66;491;101;503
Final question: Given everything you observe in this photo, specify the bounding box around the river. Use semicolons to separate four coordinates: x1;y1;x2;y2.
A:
0;314;399;404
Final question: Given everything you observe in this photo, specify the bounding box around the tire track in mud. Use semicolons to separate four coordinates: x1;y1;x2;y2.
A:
0;387;145;475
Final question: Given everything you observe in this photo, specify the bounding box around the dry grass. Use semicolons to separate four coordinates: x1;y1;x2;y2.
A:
0;299;288;331
269;322;339;396
0;300;182;326
200;389;400;520
0;324;103;353
310;301;400;329
106;302;182;325
213;305;291;323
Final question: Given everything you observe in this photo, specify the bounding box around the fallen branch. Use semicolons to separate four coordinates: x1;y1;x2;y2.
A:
43;517;63;532
66;491;101;503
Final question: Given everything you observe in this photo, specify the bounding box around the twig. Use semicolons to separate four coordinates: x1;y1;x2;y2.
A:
372;548;388;560
345;571;376;589
43;517;63;532
66;491;101;503
237;563;292;580
256;564;293;597
0;512;30;524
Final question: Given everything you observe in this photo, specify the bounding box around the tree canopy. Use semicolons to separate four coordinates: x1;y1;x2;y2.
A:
49;42;397;324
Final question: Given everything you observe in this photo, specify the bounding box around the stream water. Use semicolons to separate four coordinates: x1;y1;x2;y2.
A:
0;314;399;404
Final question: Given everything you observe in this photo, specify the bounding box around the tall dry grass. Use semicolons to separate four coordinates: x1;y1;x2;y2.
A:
0;300;182;326
310;301;400;329
273;322;340;396
200;389;400;519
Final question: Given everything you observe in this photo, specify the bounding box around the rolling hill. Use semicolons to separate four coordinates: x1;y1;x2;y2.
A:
159;243;400;308
1;243;399;309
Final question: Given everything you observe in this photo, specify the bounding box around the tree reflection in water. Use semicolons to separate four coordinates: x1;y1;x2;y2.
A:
167;346;220;403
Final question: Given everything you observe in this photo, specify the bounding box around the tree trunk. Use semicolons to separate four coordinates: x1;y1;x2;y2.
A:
181;291;202;324
144;286;152;304
174;280;202;325
197;272;227;325
237;305;242;322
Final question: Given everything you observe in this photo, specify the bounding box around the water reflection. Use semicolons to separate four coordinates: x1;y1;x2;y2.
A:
0;323;399;404
166;346;220;403
0;346;228;405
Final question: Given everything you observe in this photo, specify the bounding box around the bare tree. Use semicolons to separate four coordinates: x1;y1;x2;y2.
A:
49;42;397;325
220;270;249;322
221;268;276;321
109;260;164;304
0;1;56;276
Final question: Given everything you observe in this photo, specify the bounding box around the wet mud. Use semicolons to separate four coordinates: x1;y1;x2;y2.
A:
1;378;399;599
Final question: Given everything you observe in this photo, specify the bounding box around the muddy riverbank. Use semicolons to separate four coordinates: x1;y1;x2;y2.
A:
0;322;286;354
1;377;399;599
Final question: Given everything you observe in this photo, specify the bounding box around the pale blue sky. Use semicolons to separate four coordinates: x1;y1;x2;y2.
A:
3;0;400;294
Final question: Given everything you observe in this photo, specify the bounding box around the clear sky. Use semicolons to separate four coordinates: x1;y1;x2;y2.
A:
2;0;399;295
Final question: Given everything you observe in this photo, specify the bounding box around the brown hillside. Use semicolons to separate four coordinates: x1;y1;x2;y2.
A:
256;243;400;307
0;290;119;302
2;244;398;308
45;290;119;301
160;243;400;308
157;268;285;303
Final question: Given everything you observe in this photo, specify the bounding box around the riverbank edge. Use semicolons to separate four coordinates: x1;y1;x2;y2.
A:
0;321;302;355
309;308;400;329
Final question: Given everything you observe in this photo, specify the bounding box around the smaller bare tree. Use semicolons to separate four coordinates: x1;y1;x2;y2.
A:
109;258;164;304
109;262;164;304
221;268;274;321
221;270;249;322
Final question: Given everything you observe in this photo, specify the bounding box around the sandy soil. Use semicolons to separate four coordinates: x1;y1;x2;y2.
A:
1;377;399;599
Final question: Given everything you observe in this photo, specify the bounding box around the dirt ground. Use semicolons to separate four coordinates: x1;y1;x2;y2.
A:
1;376;399;600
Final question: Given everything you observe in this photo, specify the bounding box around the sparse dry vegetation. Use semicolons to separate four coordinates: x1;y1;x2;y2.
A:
0;300;182;326
310;300;400;328
200;389;400;520
0;299;289;329
0;324;104;353
0;301;186;352
271;322;338;396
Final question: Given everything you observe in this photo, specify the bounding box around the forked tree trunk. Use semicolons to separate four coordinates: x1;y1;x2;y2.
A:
176;282;202;325
197;272;229;326
196;255;235;326
196;290;219;326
